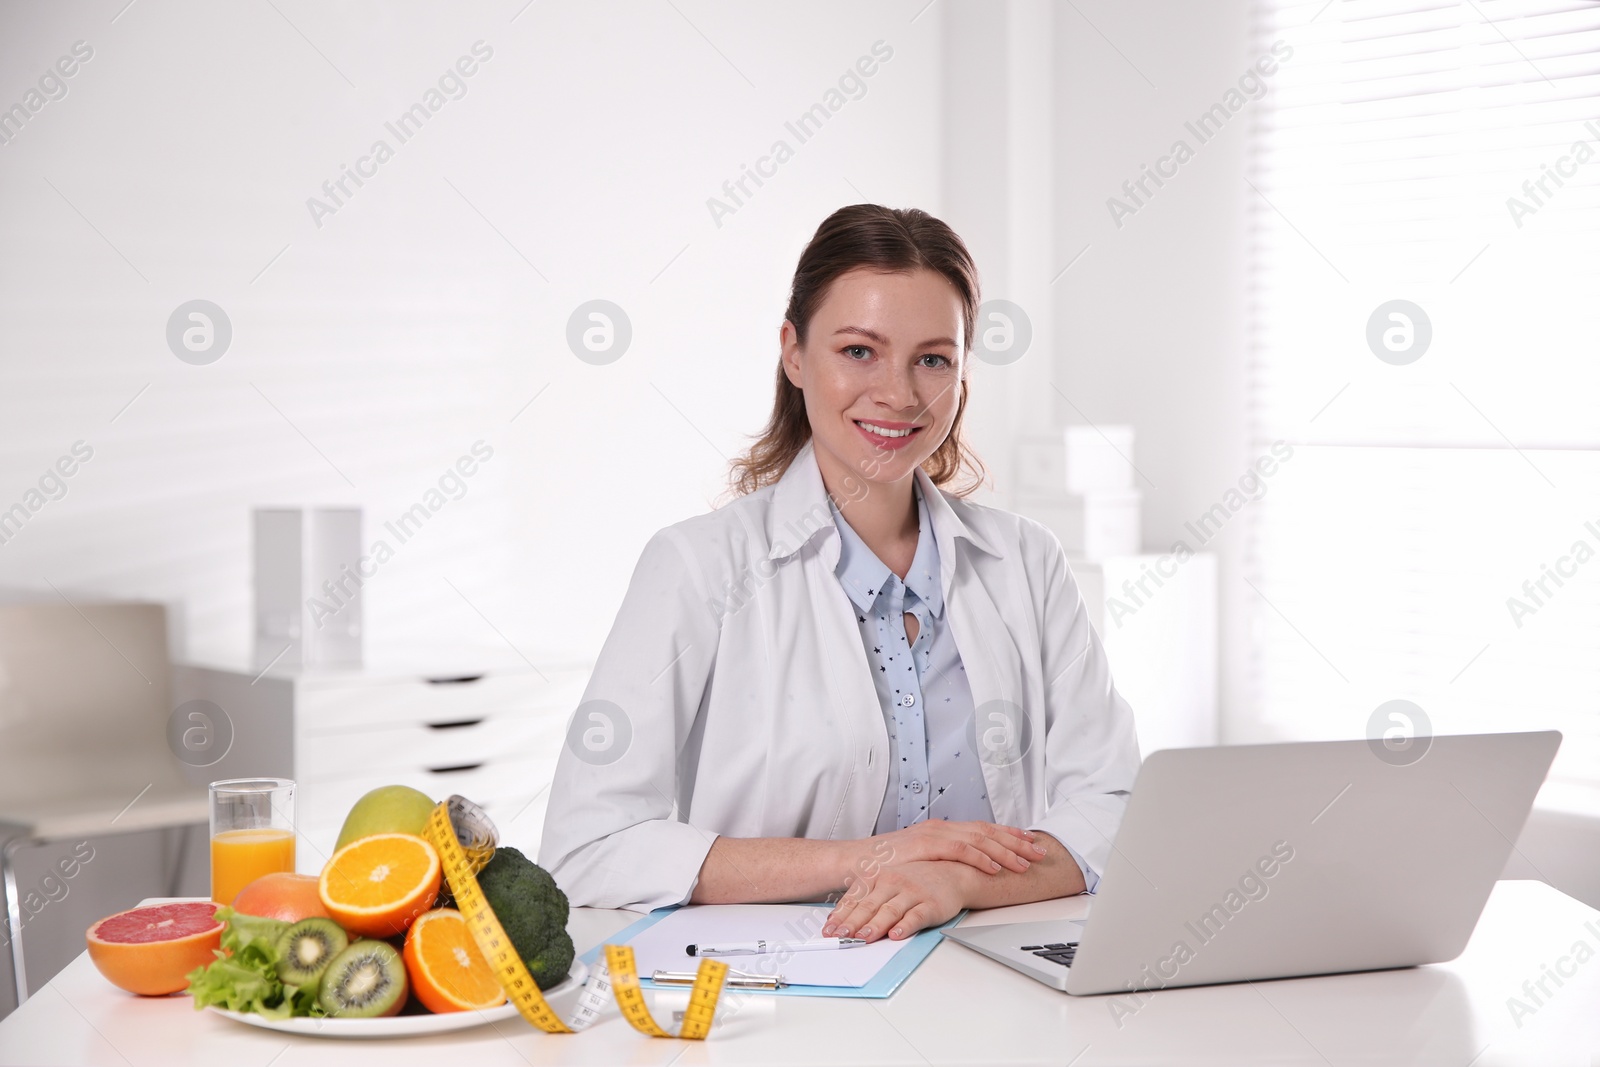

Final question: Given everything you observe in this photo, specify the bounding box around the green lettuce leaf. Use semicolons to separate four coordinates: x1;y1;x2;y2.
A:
220;909;290;959
184;906;328;1019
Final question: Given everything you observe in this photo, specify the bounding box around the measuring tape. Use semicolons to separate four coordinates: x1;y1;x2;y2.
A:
422;797;728;1039
603;943;725;1038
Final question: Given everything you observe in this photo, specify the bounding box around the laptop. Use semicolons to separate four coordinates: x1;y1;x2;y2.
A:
942;731;1561;996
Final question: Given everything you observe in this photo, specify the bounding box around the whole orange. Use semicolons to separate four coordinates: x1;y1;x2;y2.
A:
231;872;332;923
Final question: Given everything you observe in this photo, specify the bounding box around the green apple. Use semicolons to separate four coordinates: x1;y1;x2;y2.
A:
334;785;436;851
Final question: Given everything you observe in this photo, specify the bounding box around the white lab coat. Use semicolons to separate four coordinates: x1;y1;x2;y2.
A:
539;439;1141;912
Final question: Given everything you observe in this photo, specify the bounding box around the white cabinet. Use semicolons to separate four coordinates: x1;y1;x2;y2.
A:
171;649;589;870
1067;553;1218;756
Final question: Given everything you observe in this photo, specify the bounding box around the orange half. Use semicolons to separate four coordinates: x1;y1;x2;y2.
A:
318;833;441;939
403;907;507;1012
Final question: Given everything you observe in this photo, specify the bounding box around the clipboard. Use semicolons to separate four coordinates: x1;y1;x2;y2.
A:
577;903;964;999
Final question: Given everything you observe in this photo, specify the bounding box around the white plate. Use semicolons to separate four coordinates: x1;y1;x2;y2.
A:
207;960;588;1039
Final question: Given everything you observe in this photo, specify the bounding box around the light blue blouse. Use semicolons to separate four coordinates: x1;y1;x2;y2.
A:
830;484;1100;892
830;485;994;834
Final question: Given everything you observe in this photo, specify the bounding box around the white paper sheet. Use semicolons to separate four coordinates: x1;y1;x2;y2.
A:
625;904;917;988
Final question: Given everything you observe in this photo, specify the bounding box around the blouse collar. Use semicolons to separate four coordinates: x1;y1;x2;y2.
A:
762;438;1002;568
829;481;944;619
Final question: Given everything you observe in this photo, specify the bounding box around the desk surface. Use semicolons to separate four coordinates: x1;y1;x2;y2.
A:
2;880;1595;1066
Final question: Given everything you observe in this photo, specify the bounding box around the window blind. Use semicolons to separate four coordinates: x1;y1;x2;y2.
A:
1247;0;1600;783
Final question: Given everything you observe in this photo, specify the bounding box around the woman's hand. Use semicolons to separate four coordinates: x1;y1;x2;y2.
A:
822;831;1086;941
851;820;1045;879
820;860;974;942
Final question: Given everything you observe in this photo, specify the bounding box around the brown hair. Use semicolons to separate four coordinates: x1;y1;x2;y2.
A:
726;204;989;498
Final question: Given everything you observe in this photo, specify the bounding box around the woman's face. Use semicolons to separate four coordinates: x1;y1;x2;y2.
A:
781;267;966;496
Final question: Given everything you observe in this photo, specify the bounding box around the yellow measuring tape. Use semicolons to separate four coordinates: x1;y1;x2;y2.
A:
423;797;728;1039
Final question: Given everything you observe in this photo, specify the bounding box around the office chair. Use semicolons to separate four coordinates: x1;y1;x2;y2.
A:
0;600;207;1010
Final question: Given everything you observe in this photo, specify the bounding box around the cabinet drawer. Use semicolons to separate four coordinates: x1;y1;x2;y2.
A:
299;669;588;732
296;710;567;781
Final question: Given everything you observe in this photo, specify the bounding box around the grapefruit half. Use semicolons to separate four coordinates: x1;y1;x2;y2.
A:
86;901;224;996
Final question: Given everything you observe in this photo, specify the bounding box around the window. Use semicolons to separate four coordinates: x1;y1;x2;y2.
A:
1247;0;1600;783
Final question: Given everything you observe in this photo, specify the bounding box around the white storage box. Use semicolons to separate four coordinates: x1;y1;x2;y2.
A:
1064;424;1135;494
1069;552;1218;754
253;507;363;668
1017;489;1142;560
1014;436;1070;498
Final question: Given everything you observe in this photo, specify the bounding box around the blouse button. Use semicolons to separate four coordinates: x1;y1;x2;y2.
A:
898;693;916;708
910;780;925;794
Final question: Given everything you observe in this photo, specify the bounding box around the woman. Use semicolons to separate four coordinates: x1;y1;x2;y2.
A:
540;204;1139;943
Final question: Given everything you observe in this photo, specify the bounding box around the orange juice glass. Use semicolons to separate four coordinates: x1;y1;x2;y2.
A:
209;778;296;905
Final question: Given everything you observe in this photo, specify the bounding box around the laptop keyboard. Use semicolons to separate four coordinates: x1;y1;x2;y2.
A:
1019;942;1078;968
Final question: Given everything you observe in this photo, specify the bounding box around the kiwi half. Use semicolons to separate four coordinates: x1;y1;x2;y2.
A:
274;917;349;986
317;940;408;1018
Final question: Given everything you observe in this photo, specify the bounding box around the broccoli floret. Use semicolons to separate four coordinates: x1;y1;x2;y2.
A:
476;846;574;990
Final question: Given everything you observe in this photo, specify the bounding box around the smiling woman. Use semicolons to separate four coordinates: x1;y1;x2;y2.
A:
731;206;984;500
539;204;1140;944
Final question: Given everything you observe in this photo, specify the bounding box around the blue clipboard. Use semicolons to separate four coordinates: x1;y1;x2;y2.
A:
577;904;965;999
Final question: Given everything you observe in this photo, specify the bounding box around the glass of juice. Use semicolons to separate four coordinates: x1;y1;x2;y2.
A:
209;778;296;906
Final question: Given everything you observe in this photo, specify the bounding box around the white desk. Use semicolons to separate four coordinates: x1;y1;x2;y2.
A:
2;880;1595;1066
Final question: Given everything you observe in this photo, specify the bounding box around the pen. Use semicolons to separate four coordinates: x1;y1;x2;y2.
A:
686;937;867;957
653;969;788;989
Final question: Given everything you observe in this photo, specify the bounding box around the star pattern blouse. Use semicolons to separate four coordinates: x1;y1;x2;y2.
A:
830;484;994;835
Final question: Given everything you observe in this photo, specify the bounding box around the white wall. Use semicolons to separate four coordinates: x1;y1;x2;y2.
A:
1053;0;1255;739
0;0;946;667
